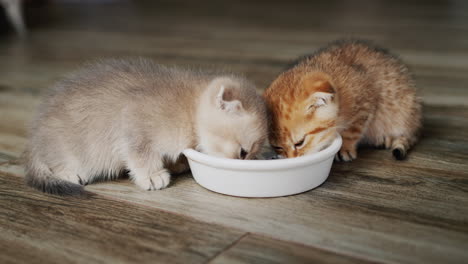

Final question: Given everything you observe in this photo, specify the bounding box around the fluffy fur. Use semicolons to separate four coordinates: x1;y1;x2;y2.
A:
264;39;422;161
24;58;268;195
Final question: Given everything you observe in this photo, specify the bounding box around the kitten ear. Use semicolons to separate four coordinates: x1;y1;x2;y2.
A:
301;73;335;94
216;85;243;113
305;89;335;112
305;91;335;113
301;73;335;111
313;92;334;107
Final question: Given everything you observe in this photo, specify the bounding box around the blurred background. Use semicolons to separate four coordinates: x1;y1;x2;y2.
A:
1;0;467;105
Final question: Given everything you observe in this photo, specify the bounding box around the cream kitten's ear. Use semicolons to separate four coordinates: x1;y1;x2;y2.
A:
216;85;243;113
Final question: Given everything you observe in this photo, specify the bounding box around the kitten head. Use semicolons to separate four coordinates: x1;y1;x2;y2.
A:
264;71;338;158
196;76;268;159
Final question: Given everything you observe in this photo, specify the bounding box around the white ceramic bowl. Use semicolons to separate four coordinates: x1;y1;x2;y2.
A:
183;135;342;198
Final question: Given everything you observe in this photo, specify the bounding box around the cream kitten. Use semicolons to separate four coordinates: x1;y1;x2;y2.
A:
24;58;268;195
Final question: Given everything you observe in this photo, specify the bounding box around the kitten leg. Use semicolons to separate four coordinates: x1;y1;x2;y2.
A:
25;153;86;195
375;134;413;160
48;153;96;187
335;133;360;162
336;116;369;162
165;155;190;175
126;150;171;191
384;136;393;149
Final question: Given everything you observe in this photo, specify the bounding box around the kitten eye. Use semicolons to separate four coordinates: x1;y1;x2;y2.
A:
240;148;248;159
294;138;305;148
272;145;283;151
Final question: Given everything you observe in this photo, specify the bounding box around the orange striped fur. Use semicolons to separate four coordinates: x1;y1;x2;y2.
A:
264;40;422;160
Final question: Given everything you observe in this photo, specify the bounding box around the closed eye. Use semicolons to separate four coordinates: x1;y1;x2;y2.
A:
294;137;306;148
271;145;283;151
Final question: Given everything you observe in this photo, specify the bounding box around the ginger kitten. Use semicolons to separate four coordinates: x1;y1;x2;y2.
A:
25;58;268;195
264;40;422;161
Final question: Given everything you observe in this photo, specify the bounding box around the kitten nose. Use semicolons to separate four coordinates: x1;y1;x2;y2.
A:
240;148;248;159
286;150;298;158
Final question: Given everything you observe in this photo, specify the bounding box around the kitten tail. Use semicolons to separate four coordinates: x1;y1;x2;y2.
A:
24;157;84;196
391;137;410;160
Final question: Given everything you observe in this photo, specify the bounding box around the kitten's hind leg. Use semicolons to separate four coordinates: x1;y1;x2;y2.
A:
126;149;171;191
25;156;85;195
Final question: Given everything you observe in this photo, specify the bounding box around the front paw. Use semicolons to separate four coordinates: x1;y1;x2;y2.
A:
335;146;357;162
134;170;171;191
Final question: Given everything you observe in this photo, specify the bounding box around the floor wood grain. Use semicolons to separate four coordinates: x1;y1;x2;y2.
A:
210;234;376;264
1;0;468;263
0;171;245;264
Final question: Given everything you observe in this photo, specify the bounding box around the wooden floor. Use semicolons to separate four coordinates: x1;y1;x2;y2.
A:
1;1;468;263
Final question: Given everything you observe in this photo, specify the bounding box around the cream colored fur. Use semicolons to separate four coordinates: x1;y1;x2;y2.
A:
24;58;268;195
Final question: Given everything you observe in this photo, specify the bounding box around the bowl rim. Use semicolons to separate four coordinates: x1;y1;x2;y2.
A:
183;135;342;171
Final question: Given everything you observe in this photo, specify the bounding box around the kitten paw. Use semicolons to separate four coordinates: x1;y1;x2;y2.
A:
335;147;357;162
77;175;88;186
134;170;171;191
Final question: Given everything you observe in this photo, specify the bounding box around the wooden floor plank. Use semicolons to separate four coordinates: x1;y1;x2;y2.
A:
83;179;468;264
209;234;376;264
0;172;245;264
1;32;468;105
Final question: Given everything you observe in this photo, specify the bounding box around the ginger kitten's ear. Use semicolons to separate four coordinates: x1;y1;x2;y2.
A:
312;92;334;107
216;85;243;114
300;72;335;94
301;72;336;111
